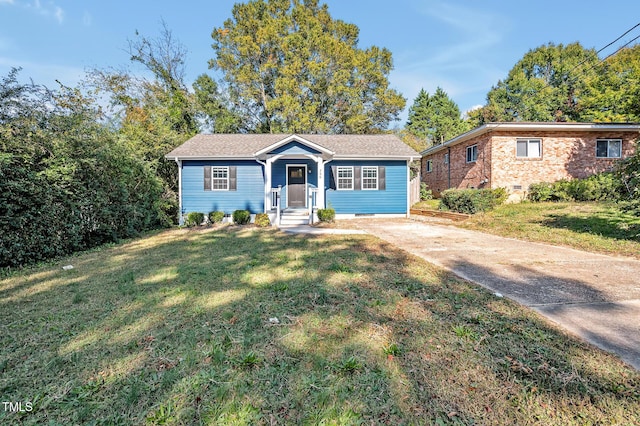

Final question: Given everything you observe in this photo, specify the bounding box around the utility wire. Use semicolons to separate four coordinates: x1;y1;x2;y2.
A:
568;21;640;76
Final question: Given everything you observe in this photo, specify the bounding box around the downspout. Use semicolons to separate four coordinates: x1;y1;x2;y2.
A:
323;158;334;210
174;159;183;225
447;147;452;189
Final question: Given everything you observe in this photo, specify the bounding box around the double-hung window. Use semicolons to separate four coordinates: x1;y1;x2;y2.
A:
466;144;478;163
337;166;353;190
425;160;433;173
212;166;229;190
516;138;542;158
596;139;622;158
362;166;378;190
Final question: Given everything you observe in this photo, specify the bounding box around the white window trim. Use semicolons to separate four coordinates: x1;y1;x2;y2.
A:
466;144;478;163
596;139;622;158
361;166;378;190
516;138;542;158
337;166;354;190
211;166;229;191
426;160;433;173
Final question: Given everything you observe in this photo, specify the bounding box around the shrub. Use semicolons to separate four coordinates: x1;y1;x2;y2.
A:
420;182;433;200
528;182;554;202
208;211;225;224
185;212;205;227
317;208;336;222
529;174;623;203
439;188;506;214
232;209;251;225
254;213;271;227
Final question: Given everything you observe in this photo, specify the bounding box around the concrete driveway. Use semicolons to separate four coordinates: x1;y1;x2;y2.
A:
351;219;640;370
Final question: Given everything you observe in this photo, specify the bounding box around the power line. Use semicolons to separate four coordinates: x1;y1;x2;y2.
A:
595;22;640;55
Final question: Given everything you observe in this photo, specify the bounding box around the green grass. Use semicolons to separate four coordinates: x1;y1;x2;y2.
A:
412;199;440;210
457;201;640;258
1;226;638;425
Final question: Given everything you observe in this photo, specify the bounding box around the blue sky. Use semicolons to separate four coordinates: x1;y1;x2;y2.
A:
1;0;639;125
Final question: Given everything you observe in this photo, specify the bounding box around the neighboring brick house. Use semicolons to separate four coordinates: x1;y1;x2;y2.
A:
420;122;640;199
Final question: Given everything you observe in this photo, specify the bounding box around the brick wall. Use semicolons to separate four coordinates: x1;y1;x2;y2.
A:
421;129;638;198
421;133;491;196
491;131;637;196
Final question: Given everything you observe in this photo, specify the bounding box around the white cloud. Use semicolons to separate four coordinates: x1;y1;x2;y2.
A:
0;0;16;5
18;0;65;24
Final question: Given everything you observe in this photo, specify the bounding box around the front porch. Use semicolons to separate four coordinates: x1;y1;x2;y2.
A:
267;187;320;227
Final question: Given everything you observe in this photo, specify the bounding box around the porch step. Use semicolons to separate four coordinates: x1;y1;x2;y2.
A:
279;210;310;226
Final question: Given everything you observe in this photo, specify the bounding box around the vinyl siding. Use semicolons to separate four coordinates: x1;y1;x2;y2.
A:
325;160;407;214
182;160;264;215
269;141;322;156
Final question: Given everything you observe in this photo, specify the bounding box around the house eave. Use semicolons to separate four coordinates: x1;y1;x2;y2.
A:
164;155;257;161
334;155;420;161
253;134;335;157
420;122;640;157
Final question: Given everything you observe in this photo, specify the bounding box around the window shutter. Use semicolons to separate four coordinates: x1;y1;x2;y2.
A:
354;166;361;190
204;166;211;191
379;166;386;190
330;166;337;190
229;166;237;191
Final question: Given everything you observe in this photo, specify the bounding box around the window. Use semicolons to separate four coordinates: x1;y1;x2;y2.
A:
362;166;378;190
425;160;433;173
596;139;622;158
516;139;541;158
444;153;449;164
212;167;229;190
466;144;478;163
337;166;353;190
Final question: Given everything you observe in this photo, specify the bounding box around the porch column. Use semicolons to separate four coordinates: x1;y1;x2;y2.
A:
316;157;325;208
265;157;273;213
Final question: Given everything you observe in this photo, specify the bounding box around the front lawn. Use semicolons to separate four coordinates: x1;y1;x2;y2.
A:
1;226;638;424
457;201;640;259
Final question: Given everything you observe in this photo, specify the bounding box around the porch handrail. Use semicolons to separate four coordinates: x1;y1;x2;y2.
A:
309;187;319;224
271;186;282;225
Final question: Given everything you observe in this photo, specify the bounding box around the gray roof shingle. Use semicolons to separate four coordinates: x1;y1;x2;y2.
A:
166;134;419;159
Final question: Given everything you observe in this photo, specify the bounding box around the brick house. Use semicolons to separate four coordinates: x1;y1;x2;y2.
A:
420;122;640;199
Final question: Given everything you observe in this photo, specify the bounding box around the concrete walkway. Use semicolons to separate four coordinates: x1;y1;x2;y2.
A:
351;220;640;370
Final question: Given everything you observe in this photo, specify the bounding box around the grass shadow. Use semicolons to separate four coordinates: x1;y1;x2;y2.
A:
541;212;640;242
0;226;638;425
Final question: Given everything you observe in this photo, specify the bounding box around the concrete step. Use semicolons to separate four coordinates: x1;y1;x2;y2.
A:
279;216;310;226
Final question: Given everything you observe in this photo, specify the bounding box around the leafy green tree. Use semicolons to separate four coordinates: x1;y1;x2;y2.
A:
483;42;599;122
193;74;242;133
1;69;165;267
581;45;640;122
405;87;468;145
209;0;405;133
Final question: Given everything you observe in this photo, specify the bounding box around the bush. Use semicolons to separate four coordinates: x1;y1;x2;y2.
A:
208;211;225;224
254;213;271;227
439;188;506;214
528;182;554;202
420;182;433;201
317;208;336;222
529;173;623;203
185;212;205;227
232;209;251;225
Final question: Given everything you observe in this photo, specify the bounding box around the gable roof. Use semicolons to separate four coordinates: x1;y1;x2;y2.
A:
420;122;640;157
166;133;419;160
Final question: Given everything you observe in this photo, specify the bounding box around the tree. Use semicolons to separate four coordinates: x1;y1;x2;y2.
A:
209;0;405;134
0;69;165;267
193;73;243;133
581;44;640;122
405;87;467;146
483;42;599;122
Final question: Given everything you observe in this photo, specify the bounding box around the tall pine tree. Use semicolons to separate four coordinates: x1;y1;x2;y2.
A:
405;87;467;146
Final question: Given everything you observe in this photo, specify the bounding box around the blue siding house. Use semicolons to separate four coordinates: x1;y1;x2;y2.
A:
166;134;419;225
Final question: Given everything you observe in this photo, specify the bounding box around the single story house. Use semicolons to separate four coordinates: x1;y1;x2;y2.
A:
420;122;640;199
166;133;419;225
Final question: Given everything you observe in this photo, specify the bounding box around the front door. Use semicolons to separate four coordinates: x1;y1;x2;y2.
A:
287;166;306;208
